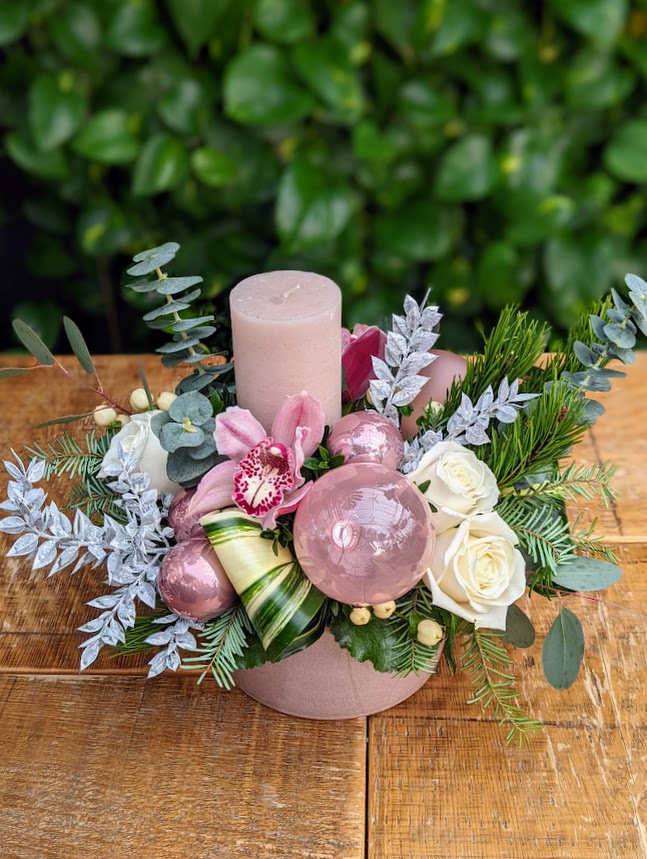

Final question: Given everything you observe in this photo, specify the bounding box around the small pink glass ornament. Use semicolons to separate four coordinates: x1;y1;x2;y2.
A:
293;462;435;606
158;538;236;623
400;350;468;439
326;411;404;471
168;488;203;540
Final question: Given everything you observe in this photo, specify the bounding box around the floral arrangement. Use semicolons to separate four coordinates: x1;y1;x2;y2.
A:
2;241;645;744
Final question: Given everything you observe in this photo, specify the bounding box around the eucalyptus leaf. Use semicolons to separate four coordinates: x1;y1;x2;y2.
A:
63;317;95;375
0;368;32;379
502;604;536;649
542;607;584;690
12;320;55;366
32;413;93;428
553;557;622;593
127;242;180;276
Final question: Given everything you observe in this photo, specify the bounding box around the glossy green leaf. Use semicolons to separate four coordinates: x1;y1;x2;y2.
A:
5;131;69;180
12;319;55;365
159;78;209;135
165;0;228;56
605;120;647;182
374;199;458;261
191;147;237;187
542;607;585;690
29;74;86;151
330;609;400;673
51;3;102;67
430;0;489;56
553;557;622;593
398;79;455;128
254;0;315;44
476;242;524;310
435;134;498;201
276;159;355;250
352;121;398;163
224;44;312;126
72;109;139;164
566;51;634;110
132;133;189;196
63;317;95;375
0;0;30;45
77;205;135;255
106;0;166;56
550;0;628;46
292;37;364;123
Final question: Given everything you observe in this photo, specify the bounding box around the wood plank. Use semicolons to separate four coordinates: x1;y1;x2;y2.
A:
367;543;647;859
0;674;366;859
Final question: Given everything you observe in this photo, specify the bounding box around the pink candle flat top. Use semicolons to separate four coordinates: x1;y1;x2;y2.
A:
230;270;340;322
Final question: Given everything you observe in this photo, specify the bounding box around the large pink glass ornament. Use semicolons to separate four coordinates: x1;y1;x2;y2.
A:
293;462;435;606
168;488;202;540
158;538;236;622
400;350;468;439
326;411;404;471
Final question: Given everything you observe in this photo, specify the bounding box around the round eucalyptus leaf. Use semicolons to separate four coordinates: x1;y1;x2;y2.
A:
160;422;205;452
168;391;213;425
127;242;180;276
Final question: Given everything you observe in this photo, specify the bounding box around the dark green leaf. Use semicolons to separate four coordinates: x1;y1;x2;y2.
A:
502;604;536;649
430;0;489;56
542;607;585;690
72;109;139;164
77;206;134;255
435;134;498;201
374;199;459;262
159;79;209;135
191;147;237;187
12;320;55;366
165;0;224;56
224;44;313;126
604;120;647;182
553;557;622;593
292;37;364;123
0;0;29;45
29;74;86;151
566;51;634;110
254;0;315;44
51;3;102;67
476;242;524;310
63;317;95;375
106;0;166;56
276;159;355;250
6;131;69;180
398;79;455;128
549;0;627;46
132;132;189;196
330;610;400;673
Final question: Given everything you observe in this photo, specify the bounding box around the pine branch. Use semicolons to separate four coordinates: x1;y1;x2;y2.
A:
498;496;575;574
569;514;619;565
109;610;167;656
181;603;255;690
65;473;123;521
389;586;446;677
500;461;618;509
26;430;113;481
460;625;543;745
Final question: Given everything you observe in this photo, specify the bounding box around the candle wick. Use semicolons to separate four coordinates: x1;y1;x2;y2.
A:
282;284;301;299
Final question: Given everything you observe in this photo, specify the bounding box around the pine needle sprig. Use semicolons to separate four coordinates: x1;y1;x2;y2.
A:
500;461;617;509
109;610;168;656
65;473;123;521
569;513;618;565
182;603;254;690
460;625;543;746
497;496;575;574
389;586;446;677
26;430;113;481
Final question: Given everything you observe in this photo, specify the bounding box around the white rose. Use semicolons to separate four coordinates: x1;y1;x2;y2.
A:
425;511;526;629
99;411;180;496
409;441;499;530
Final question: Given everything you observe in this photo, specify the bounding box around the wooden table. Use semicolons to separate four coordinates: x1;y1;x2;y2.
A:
0;355;645;859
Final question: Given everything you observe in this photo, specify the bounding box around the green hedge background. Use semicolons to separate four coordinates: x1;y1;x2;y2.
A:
2;0;647;354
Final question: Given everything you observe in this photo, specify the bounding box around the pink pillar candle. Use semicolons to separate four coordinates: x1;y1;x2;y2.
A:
230;270;342;431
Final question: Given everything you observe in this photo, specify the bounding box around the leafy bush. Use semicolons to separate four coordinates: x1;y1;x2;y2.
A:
1;0;646;353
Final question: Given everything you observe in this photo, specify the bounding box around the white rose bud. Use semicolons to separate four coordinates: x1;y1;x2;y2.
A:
93;405;118;427
157;391;178;412
130;387;153;412
417;619;443;647
350;607;372;626
372;601;396;620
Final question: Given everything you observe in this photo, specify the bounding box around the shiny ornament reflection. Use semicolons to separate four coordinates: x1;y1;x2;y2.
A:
158;538;236;622
400;350;468;439
293;462;435;606
168;488;202;540
326;411;404;471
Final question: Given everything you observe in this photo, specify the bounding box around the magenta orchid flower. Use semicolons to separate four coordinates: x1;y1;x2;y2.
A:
188;392;325;529
342;324;387;402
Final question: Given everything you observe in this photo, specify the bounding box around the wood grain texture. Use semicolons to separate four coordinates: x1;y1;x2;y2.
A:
0;674;366;859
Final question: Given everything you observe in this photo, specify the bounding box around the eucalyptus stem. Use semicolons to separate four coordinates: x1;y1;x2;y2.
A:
156;267;205;375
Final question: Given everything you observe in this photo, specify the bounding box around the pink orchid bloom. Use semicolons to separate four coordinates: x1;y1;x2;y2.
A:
188;391;325;529
342;324;387;402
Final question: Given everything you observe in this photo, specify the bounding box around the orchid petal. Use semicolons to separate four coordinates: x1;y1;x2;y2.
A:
215;406;265;461
291;425;308;486
188;460;237;521
342;325;387;401
261;481;313;529
233;439;295;518
270;391;325;458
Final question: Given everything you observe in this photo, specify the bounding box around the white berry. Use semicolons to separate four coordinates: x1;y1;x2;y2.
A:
372;601;396;620
115;414;130;426
417;619;443;647
157;391;177;412
93;405;118;427
350;607;372;626
130;387;152;411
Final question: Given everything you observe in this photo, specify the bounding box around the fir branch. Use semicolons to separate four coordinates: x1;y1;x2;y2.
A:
501;461;617;509
110;610;168;656
460;625;543;745
497;497;575;574
389;586;446;677
569;514;618;565
181;603;255;690
65;473;124;521
26;430;113;481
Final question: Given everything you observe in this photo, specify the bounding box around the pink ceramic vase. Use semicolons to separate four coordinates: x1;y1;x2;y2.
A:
233;629;441;720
